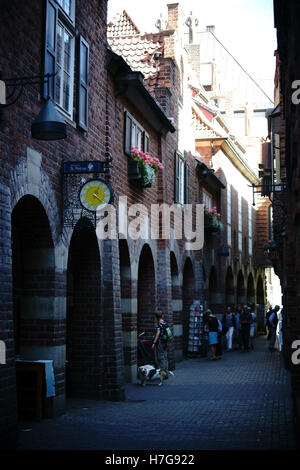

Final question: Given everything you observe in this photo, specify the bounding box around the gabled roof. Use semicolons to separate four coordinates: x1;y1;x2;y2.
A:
192;102;224;139
107;10;140;37
108;11;164;93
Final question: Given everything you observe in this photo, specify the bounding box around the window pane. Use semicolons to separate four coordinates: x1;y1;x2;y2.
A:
63;71;70;110
179;158;184;204
57;24;63;67
80;44;88;84
57;0;72;18
136;128;142;150
45;53;55;97
46;3;56;50
64;31;72;73
227;224;231;246
80;87;87;125
131;123;136;147
55;21;74;115
203;189;213;209
55;64;61;103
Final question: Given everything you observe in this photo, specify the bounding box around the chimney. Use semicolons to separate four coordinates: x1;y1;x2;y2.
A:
167;3;185;34
206;25;215;33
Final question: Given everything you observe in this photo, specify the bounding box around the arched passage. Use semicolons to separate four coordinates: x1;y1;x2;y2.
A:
137;244;156;340
237;270;246;305
256;275;265;304
66;218;102;398
225;267;235;307
182;258;195;354
12;195;55;418
247;273;255;305
119;239;133;382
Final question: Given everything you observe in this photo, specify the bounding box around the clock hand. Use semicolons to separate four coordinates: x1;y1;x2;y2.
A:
93;192;102;202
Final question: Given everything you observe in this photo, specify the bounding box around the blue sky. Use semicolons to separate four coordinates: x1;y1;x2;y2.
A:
108;0;277;98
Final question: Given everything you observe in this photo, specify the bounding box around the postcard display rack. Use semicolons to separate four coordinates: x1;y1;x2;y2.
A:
187;301;204;355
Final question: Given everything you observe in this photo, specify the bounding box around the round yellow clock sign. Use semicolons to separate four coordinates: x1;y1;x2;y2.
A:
79;179;112;212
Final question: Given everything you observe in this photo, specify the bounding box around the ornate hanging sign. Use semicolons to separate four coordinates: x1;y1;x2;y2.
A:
62;160;114;229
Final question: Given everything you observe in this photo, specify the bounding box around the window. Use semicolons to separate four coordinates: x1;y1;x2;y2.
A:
56;0;75;21
248;204;253;256
124;111;149;155
77;36;89;130
203;189;213;209
238;195;242;252
55;21;74;116
184;162;190;204
44;0;89;127
227;184;231;247
174;151;185;205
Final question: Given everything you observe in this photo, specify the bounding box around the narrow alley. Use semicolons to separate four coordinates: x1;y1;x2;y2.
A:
18;336;297;451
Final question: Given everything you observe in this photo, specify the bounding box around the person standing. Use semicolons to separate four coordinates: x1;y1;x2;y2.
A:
268;305;280;351
249;304;256;350
234;304;243;350
222;306;236;352
152;311;169;384
265;306;273;338
216;317;223;359
240;305;252;352
204;309;219;361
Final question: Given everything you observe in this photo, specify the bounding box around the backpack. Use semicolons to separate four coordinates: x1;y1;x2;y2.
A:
160;321;174;343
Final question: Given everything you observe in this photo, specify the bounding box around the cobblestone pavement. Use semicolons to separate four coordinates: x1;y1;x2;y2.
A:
17;336;298;450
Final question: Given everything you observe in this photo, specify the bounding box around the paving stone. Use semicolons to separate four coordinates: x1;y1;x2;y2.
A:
17;336;297;450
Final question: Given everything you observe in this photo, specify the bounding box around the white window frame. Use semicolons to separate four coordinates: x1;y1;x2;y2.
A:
227;184;232;247
125;110;149;153
178;153;185;205
203;189;213;209
248;204;253;256
55;19;75;118
238;195;242;252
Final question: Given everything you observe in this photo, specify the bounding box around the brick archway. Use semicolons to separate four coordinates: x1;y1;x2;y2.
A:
256;275;265;304
170;252;181;360
66;218;102;398
225;267;235;307
11;195;56;419
137;244;156;340
119;239;134;382
247;273;255;305
237;270;246;305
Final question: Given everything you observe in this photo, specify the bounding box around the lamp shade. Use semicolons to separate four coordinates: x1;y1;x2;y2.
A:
218;244;229;256
31;98;67;140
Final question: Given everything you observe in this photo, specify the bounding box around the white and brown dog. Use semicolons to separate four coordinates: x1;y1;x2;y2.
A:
137;365;174;386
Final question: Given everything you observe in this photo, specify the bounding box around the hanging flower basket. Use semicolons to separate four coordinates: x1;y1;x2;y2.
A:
204;206;223;232
128;147;164;188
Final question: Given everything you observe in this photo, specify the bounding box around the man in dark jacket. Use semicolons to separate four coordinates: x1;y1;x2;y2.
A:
240;305;252;352
268;305;280;351
152;311;169;384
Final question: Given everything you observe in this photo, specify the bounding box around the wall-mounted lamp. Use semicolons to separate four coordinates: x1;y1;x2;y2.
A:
0;71;66;141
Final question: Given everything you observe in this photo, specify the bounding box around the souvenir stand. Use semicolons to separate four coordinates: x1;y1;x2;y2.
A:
187;301;206;357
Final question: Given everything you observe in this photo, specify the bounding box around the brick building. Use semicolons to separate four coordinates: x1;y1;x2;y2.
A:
269;0;300;431
0;0;269;449
108;3;269;358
